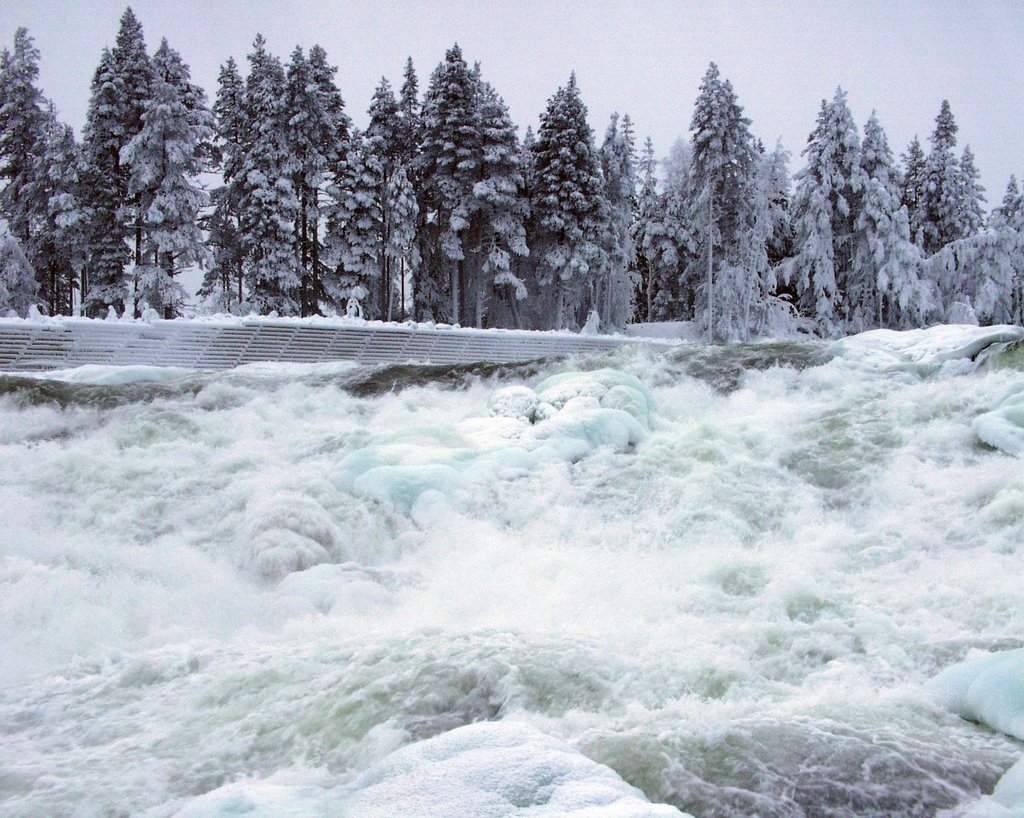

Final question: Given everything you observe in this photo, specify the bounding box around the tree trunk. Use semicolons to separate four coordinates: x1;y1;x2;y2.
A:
706;194;714;342
452;260;462;325
555;279;564;331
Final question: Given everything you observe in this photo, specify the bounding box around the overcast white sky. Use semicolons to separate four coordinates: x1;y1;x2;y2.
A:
2;0;1022;205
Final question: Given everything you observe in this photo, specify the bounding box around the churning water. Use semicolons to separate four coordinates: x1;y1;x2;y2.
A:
1;325;1023;817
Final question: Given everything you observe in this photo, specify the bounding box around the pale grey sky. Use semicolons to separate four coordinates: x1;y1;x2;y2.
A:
2;0;1022;204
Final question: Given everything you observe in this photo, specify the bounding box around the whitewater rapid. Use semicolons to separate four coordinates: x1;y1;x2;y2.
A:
1;325;1023;817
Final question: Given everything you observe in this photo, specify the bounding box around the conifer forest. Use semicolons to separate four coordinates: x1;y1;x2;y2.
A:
2;8;1022;339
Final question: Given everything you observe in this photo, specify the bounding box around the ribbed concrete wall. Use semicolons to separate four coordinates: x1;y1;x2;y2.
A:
0;319;668;371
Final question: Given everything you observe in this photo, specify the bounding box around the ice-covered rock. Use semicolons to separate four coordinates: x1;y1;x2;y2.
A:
488;385;539;421
973;383;1024;456
931;648;1024;741
173;721;690;817
832;325;1024;374
334;369;652;512
932;649;1024;817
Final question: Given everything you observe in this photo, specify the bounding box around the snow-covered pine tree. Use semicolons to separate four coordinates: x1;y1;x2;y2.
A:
324;130;383;314
599;112;638;330
397;57;421;167
851;112;923;329
469;80;529;327
237;35;300;314
688;63;760;340
0;28;48;246
416;44;482;324
0;229;38;315
785;88;866;335
121;39;213;317
900;136;926;244
917;100;967;255
959;144;985;236
529;73;609;329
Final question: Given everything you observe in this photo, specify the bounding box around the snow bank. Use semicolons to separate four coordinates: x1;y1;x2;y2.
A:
932;650;1024;816
174;721;689;818
334;369;651;512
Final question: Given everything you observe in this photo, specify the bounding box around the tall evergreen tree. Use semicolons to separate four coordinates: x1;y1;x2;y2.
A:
785;88;866;335
469;80;529;327
630;136;659;321
851;112;922;329
385;164;419;320
599;112;637;329
80;7;153;315
917;100;967;255
202;56;247;311
688;63;759;339
900;136;926;244
416;44;484;323
0;28;48;246
24;108;87;314
237;35;300;313
959;144;985;236
324;131;383;314
121;39;213;317
529;73;609;329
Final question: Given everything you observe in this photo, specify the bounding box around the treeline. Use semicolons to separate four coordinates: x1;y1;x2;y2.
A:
1;9;1022;337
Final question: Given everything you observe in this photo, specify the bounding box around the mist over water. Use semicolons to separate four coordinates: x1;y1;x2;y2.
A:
2;328;1023;817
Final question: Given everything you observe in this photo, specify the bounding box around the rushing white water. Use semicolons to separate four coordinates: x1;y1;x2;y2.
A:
2;325;1024;817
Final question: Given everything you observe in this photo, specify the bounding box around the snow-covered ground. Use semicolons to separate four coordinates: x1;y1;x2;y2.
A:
1;325;1023;817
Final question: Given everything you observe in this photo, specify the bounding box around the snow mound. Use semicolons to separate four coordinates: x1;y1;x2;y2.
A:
832;325;1024;374
334;369;651;511
173;721;689;818
973;382;1024;455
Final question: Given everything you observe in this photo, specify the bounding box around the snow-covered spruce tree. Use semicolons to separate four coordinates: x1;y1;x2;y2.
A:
917;100;968;256
688;63;760;340
385;164;419;320
901;136;926;245
415;44;482;324
529;73;609;329
850;112;923;329
785;88;866;336
286;45;347;315
307;44;352;312
80;8;153;315
994;176;1023;229
0;28;48;247
324;130;383;314
630;136;659;321
599;112;638;330
24;109;87;314
237;35;300;314
640;138;695;322
0;230;38;315
467;80;529;327
959;144;985;236
366;76;402;318
121;39;213;318
924;228;1022;325
201;57;247;312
